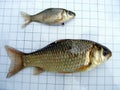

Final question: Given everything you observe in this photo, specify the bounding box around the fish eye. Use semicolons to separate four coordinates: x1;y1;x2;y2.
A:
103;49;109;56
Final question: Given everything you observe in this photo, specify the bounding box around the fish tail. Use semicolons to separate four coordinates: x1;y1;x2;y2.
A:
21;11;32;28
5;45;24;78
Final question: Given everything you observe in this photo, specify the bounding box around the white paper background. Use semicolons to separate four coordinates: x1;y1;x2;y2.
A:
0;0;120;90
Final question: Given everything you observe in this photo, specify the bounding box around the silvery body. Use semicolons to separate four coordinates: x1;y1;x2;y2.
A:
21;8;76;28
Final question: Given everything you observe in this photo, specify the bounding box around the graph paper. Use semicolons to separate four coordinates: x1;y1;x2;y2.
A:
0;0;120;90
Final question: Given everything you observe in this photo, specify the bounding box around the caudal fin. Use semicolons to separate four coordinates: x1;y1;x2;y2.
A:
5;45;24;78
21;12;32;28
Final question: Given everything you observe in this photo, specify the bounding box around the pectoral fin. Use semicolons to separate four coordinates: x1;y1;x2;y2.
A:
33;67;45;75
55;18;62;23
76;62;92;72
62;23;64;25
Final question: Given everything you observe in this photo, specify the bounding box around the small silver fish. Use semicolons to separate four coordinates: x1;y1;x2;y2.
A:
21;8;76;28
5;39;112;78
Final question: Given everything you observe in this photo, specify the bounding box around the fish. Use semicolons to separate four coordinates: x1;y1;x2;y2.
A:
5;39;112;78
21;8;76;28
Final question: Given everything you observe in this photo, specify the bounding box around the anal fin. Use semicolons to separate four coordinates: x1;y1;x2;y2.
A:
33;67;44;75
59;72;72;74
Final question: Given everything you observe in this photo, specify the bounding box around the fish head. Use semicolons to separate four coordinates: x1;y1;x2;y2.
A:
90;43;112;66
64;10;76;20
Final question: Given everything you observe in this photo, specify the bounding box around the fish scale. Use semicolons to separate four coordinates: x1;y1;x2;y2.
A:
23;40;90;72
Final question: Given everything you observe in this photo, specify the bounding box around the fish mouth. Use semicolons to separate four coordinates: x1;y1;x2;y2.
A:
109;51;112;57
107;50;112;60
72;12;76;16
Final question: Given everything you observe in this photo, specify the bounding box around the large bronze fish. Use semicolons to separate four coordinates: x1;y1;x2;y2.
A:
21;8;76;28
5;39;112;78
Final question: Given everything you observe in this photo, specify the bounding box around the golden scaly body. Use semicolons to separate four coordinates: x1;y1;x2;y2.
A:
5;39;112;78
23;40;94;73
